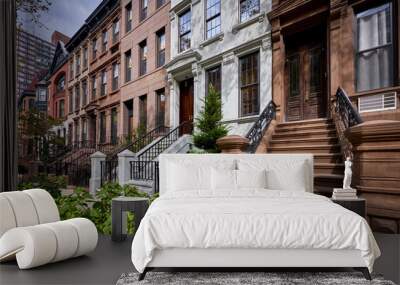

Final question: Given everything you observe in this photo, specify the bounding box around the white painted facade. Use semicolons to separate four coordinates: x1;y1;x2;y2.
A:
167;0;272;135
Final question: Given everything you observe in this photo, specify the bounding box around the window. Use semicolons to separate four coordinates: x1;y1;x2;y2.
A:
139;40;147;76
82;80;88;106
125;50;132;82
91;75;97;99
157;0;165;8
112;62;119;91
111;108;118;144
56;75;65;92
38;89;46;101
101;70;107;96
59;99;65;118
156;89;165;127
81;118;87;142
74;83;80;111
206;0;221;39
125;2;132;33
156;28;166;67
92;38;97;59
28;98;35;110
68;90;73;113
239;52;259;117
102;30;108;53
139;95;147;128
240;0;260;22
206;65;221;94
140;0;148;21
83;46;88;69
179;10;191;52
69;59;74;78
75;53;80;74
74;121;80;143
113;19;120;43
355;3;394;92
99;112;106;143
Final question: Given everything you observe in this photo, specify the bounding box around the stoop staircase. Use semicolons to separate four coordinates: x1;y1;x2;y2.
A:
267;118;344;196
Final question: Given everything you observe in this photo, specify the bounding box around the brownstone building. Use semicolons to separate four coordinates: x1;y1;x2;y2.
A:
119;0;170;134
266;0;400;233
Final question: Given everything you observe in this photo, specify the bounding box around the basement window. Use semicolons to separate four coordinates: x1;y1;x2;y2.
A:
358;92;397;113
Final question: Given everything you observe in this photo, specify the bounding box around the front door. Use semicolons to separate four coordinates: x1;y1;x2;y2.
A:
285;27;327;121
179;78;194;133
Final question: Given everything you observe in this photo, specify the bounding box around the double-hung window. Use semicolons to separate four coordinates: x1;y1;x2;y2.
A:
156;28;166;67
83;46;88;69
92;38;97;59
206;0;221;39
179;10;191;52
239;52;259;117
99;112;106;143
82;80;87;106
125;2;132;33
91;75;97;99
125;50;132;82
102;30;108;53
206;65;221;94
75;83;80;111
101;70;107;96
240;0;260;22
75;53;80;75
140;0;148;21
139;40;147;76
112;62;119;91
111;108;118;145
59;99;65;118
113;19;120;43
157;0;165;9
355;2;394;92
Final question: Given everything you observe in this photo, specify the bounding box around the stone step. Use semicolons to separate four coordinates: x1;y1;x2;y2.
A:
277;118;332;127
268;144;341;154
272;129;337;139
275;123;336;133
313;153;343;164
270;137;338;147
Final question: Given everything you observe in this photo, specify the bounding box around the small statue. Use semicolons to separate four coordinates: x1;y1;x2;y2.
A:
343;157;353;190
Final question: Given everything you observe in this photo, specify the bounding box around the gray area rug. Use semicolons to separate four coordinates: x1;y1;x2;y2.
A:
116;272;396;285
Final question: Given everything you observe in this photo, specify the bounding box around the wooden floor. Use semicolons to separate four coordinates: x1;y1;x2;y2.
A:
0;233;398;285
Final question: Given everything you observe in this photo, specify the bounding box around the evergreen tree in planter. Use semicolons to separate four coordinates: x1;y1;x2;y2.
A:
193;85;228;152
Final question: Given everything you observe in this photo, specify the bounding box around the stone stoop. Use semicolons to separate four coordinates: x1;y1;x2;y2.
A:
267;118;344;196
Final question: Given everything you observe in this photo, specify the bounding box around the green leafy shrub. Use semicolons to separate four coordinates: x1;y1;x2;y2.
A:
193;85;228;152
56;182;156;235
18;174;67;198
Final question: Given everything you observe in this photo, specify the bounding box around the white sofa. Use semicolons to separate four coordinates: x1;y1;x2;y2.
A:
0;189;98;269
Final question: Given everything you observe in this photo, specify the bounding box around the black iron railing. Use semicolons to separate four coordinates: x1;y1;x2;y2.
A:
335;87;363;129
137;121;193;162
100;159;118;186
130;160;159;191
245;101;276;153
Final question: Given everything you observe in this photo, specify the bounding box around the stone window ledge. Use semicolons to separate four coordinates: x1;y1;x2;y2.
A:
199;33;224;49
232;13;266;34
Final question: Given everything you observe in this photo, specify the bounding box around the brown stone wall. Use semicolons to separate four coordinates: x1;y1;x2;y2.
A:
119;0;170;133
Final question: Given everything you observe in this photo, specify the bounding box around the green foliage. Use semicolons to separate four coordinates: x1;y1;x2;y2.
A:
55;183;157;235
18;174;66;198
193;85;228;152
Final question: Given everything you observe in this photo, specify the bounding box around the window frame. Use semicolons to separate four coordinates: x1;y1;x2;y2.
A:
112;19;120;44
125;2;132;33
139;40;147;76
110;108;118;145
92;38;97;59
99;111;106;144
140;0;148;22
102;30;108;53
239;0;260;23
125;50;132;82
112;62;119;91
156;0;165;9
101;70;107;96
91;75;97;100
239;51;260;117
354;1;397;92
179;9;191;53
206;64;222;95
156;28;166;67
205;0;221;39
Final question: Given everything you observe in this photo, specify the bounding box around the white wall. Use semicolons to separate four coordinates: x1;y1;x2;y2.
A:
168;0;272;136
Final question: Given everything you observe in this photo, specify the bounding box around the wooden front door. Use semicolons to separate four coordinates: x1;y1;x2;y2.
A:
179;78;194;134
286;31;327;121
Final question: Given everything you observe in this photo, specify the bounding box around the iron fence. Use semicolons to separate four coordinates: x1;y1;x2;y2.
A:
100;159;118;186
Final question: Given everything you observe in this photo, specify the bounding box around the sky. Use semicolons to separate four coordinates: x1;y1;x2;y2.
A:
18;0;103;43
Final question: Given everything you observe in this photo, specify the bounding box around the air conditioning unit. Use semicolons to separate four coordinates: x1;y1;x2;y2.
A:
358;92;397;113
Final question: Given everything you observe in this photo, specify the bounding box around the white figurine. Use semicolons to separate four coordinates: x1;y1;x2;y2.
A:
343;157;353;190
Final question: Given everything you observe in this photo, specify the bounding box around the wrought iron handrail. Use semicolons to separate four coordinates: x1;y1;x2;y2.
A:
110;125;169;159
130;160;159;193
332;87;363;159
245;101;276;153
335;87;363;129
137;121;193;162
